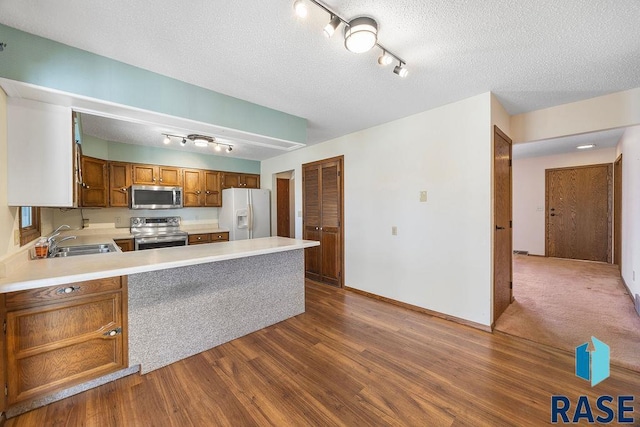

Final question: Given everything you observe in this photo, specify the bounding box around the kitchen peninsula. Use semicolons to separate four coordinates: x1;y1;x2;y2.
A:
0;236;319;415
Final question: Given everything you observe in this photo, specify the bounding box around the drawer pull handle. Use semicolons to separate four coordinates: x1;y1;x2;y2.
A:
104;327;122;337
57;286;81;294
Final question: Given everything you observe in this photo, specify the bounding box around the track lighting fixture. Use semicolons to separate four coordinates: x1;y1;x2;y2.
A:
344;17;378;53
393;61;408;78
323;15;341;38
292;0;407;77
378;50;393;66
162;134;234;153
293;0;308;18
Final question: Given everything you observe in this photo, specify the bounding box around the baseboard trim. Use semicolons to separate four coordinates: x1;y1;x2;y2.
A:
620;275;636;306
345;286;492;333
527;254;546;258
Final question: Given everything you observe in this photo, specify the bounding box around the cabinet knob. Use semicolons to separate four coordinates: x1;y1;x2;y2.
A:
57;286;81;294
121;187;127;193
197;236;202;240
206;191;211;194
103;327;122;337
159;178;163;182
218;235;222;239
196;190;201;195
315;227;319;230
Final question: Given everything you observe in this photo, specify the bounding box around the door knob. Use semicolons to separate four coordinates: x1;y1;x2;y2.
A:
550;208;555;211
550;213;556;217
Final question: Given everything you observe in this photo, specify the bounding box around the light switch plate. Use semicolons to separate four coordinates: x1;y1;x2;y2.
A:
392;226;397;236
419;191;427;202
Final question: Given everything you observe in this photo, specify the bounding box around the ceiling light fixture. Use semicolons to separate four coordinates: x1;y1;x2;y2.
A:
293;0;308;18
292;0;407;77
576;144;596;150
161;133;234;153
323;15;341;38
378;50;393;66
393;61;408;78
344;17;378;53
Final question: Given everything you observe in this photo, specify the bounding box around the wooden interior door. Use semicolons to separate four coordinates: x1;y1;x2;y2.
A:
303;156;344;287
614;155;622;269
546;164;612;262
493;126;512;324
303;166;322;282
277;178;291;238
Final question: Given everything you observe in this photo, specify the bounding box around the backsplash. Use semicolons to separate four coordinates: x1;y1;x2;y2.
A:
47;207;219;231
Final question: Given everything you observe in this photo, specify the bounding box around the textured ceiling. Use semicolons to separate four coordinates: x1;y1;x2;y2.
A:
1;0;639;158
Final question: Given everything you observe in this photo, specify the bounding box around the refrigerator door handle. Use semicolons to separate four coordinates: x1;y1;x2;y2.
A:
248;203;254;238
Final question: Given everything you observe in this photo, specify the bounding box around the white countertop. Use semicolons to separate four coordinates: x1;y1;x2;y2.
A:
0;237;319;293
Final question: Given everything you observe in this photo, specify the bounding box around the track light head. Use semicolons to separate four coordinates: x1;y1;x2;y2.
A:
214;143;222;152
293;0;308;18
324;15;341;38
226;146;233;153
163;135;171;145
393;62;408;78
344;17;378;53
180;138;187;146
378;50;393;66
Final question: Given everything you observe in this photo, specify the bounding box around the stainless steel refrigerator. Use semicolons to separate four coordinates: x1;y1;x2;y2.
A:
219;188;271;240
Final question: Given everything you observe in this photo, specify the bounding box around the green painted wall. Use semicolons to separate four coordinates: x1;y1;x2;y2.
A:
0;24;306;143
83;135;260;173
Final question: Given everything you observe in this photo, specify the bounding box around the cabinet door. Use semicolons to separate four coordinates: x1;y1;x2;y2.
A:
5;292;126;404
204;171;221;207
183;169;203;207
222;173;241;189
158;166;182;186
132;164;157;185
80;156;108;207
242;174;260;189
303;165;322;281
7;99;75;207
109;162;131;207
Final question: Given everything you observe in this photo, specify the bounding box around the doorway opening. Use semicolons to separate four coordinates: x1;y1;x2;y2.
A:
274;171;295;238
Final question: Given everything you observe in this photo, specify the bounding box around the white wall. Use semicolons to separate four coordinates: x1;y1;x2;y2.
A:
262;93;494;326
512;147;617;255
617;126;640;302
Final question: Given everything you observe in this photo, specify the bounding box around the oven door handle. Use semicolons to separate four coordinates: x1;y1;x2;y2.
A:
136;235;187;244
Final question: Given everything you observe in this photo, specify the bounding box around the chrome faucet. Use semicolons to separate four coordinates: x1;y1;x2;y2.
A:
46;225;76;256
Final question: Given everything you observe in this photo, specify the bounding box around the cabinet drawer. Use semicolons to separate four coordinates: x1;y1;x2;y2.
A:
211;232;229;242
5;276;122;309
188;233;211;244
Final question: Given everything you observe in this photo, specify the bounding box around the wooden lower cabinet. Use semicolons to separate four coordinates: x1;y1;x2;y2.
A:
4;276;128;406
188;232;229;245
113;238;134;252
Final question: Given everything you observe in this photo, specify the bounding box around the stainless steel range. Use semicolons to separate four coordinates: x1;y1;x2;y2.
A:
130;216;188;251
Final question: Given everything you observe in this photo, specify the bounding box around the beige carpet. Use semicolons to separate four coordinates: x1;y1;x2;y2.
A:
495;254;640;372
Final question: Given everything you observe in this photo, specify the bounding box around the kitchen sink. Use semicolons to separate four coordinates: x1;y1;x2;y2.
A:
50;243;118;258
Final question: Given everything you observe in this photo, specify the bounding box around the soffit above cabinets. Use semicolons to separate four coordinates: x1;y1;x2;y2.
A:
0;78;306;161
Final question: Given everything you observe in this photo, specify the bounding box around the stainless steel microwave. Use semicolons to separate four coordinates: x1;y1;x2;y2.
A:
129;185;183;209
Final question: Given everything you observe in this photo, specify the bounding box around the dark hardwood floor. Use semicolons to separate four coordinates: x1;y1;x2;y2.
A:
7;281;640;426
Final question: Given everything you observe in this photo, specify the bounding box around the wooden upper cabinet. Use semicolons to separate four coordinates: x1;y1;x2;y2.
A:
183;169;222;207
132;164;182;186
109;162;131;207
204;171;221;207
222;173;260;189
80;156;108;207
159;166;182;186
183;169;203;207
